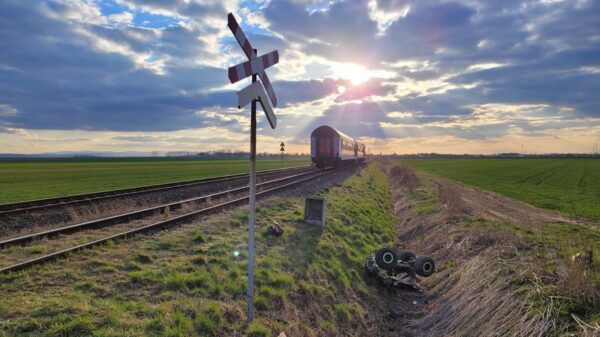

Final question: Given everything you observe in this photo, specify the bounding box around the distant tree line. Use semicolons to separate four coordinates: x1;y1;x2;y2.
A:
387;152;599;158
161;150;308;159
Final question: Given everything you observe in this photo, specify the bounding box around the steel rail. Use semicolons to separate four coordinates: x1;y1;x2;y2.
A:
0;165;312;216
0;166;345;274
0;169;319;248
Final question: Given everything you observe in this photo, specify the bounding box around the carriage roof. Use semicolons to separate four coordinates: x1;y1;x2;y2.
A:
310;125;354;142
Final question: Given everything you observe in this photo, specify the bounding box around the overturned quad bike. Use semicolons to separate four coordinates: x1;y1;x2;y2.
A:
365;248;436;289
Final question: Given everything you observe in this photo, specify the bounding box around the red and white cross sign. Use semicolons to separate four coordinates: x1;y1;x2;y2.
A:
227;13;278;107
228;50;279;85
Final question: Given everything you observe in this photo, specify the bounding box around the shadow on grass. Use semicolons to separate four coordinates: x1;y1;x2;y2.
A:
281;221;324;276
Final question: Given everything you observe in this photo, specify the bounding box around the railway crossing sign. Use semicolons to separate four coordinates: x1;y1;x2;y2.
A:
228;13;278;108
227;12;280;323
237;80;277;129
228;50;279;85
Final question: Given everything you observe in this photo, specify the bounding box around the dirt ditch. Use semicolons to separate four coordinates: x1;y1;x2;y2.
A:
379;161;598;336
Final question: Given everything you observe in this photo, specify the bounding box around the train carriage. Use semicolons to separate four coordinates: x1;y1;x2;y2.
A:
310;125;367;168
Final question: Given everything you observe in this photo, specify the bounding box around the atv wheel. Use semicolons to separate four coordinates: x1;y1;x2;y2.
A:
375;248;398;270
398;251;416;262
414;256;435;277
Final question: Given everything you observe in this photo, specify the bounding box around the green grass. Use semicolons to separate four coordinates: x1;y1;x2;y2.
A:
0;162;396;336
398;158;600;221
0;157;309;204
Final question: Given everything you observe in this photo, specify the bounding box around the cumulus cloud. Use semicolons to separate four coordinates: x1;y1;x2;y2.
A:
0;104;18;117
0;0;599;154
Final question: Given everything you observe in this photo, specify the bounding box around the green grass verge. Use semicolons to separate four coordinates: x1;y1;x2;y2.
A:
0;162;395;336
0;157;309;204
398;158;600;221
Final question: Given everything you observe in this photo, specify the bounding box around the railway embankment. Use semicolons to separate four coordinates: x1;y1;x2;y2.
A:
0;163;397;336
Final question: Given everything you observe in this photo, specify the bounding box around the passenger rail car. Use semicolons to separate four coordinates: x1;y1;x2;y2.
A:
310;125;367;168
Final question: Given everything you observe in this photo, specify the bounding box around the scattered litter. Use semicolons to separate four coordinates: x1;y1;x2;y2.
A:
572;248;593;267
268;221;284;236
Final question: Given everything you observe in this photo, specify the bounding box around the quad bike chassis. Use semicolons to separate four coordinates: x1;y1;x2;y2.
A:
365;248;436;288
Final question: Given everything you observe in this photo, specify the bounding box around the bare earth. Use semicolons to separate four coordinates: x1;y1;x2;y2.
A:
384;166;582;336
430;175;577;225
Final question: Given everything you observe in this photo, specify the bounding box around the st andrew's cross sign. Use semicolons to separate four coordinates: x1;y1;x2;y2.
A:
226;12;279;322
228;13;278;114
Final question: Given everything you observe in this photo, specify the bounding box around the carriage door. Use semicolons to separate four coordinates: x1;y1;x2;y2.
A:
318;136;332;157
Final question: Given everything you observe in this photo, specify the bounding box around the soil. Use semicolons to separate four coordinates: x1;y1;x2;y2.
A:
429;175;576;226
373;162;578;336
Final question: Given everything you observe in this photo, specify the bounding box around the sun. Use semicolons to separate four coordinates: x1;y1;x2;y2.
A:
331;62;372;85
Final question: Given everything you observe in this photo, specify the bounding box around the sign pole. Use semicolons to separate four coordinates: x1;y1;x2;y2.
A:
227;13;278;322
247;49;258;323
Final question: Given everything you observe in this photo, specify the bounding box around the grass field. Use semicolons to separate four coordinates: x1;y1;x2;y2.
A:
0;157;310;204
0;163;395;336
398;158;600;221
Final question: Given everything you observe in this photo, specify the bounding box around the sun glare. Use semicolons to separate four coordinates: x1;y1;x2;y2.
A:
331;62;372;85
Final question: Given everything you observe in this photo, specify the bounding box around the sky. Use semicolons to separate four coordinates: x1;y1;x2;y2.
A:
0;0;599;155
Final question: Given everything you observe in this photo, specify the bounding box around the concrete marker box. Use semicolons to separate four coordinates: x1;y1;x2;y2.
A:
304;196;326;226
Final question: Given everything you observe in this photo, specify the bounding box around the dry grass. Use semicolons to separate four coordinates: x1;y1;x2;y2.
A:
416;256;569;337
387;164;418;191
437;184;469;216
391;167;600;336
557;259;599;306
572;314;600;337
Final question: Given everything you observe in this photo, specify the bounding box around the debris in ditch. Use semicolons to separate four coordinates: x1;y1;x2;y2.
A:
388;304;405;318
365;247;436;289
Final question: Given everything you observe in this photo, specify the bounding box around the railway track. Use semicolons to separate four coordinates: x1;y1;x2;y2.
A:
0;165;311;216
0;165;347;274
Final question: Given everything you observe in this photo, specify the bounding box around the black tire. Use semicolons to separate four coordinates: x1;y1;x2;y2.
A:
398;251;416;262
375;248;397;270
414;256;436;277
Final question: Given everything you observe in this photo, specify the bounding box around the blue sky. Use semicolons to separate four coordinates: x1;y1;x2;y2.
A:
0;0;599;154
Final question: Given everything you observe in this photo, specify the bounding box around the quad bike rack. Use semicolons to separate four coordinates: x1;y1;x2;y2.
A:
365;248;436;288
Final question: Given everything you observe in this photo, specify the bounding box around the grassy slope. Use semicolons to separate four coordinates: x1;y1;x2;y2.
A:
398;158;600;221
0;158;309;204
0;163;395;336
387;162;600;334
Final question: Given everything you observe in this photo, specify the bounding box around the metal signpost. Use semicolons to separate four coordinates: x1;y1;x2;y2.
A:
227;13;279;323
280;142;285;168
